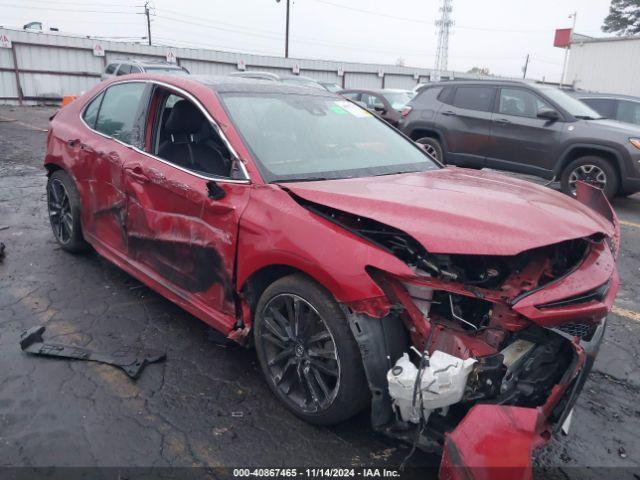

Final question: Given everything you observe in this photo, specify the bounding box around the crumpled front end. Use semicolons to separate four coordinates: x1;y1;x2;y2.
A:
338;183;619;479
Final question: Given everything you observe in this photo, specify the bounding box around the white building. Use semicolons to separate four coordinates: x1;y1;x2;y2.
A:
567;34;640;96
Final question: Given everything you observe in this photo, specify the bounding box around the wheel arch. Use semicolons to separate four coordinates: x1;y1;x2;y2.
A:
556;144;623;187
44;162;64;176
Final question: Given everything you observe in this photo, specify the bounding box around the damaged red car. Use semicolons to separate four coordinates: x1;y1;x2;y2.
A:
44;75;619;479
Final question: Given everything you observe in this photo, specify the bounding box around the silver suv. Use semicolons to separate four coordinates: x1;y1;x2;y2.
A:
101;59;189;80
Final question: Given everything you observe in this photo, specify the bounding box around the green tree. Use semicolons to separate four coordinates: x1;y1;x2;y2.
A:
602;0;640;36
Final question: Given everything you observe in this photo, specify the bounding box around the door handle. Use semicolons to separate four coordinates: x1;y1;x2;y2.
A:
441;110;457;116
495;118;511;124
124;165;149;183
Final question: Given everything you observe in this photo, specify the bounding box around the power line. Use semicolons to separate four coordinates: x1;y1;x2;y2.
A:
308;0;430;24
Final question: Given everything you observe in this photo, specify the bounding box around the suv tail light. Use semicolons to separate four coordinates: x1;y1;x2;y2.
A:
400;106;412;117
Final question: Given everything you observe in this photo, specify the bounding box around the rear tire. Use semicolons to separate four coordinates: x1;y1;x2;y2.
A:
47;170;88;253
416;137;444;163
253;274;369;425
560;156;618;200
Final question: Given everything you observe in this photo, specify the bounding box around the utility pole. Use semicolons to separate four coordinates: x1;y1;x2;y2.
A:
522;53;530;79
144;1;152;46
560;11;577;86
434;0;453;81
276;0;290;58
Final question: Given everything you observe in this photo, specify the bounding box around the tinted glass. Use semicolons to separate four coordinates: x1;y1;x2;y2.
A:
82;92;103;129
116;64;132;76
537;86;602;119
220;92;439;182
361;93;385;109
105;63;117;74
452;86;495;111
130;65;142;73
617;100;640;125
145;67;189;76
94;83;147;146
341;92;360;101
581;98;617;119
499;88;551;118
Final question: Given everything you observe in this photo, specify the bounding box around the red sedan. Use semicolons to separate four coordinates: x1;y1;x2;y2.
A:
45;74;619;479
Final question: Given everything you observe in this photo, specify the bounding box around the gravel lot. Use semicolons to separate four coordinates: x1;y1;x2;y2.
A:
0;106;639;478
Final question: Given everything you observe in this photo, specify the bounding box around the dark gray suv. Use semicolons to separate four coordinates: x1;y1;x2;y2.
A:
399;80;640;198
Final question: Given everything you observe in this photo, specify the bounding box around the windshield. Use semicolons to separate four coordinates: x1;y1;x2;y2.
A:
537;86;603;119
281;78;325;90
145;67;188;75
220;93;439;182
382;91;413;110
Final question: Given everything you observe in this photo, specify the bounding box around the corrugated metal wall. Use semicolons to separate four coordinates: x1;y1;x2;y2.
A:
567;38;640;97
0;27;496;105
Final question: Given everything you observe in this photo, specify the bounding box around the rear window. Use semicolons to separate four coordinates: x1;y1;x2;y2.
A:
451;86;495;112
116;64;132;76
105;63;117;74
94;82;148;146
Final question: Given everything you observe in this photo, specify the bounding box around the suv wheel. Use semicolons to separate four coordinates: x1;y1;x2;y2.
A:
560;156;618;200
416;137;444;162
253;274;369;425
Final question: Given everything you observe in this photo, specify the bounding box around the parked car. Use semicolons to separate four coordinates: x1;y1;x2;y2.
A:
318;81;342;93
399;80;640;198
567;90;640;127
229;71;326;90
341;89;413;126
101;59;189;80
45;74;618;478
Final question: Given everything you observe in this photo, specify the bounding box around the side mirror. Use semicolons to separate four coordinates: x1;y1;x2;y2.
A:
373;105;387;114
207;180;226;200
537;109;560;121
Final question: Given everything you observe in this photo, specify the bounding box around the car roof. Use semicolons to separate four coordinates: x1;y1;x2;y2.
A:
115;73;336;96
568;90;640;102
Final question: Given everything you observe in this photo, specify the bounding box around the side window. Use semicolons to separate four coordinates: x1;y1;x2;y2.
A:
130;65;142;74
116;64;132;76
342;92;361;101
105;63;117;75
616;100;640;125
498;88;551;118
152;90;234;178
82;92;104;129
94;82;148;146
361;93;385;110
451;86;495;112
582;98;617;119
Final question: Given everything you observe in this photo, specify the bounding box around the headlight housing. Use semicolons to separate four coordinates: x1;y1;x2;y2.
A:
630;138;640;150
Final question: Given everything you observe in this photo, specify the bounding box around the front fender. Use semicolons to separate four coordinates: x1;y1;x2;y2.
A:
236;185;412;306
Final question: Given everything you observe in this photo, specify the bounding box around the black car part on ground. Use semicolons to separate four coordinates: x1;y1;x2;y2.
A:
20;325;166;379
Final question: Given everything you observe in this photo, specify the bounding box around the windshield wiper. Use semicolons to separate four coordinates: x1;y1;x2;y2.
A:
276;177;330;183
575;115;603;120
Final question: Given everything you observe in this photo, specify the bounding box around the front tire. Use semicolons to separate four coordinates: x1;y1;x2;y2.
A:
47;170;88;253
253;274;368;425
416;137;444;163
560;156;618;200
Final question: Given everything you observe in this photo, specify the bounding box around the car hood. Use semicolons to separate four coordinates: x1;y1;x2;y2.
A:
580;118;640;135
281;168;614;256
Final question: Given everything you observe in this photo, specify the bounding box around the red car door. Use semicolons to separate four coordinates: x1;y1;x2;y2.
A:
78;82;151;255
121;86;251;331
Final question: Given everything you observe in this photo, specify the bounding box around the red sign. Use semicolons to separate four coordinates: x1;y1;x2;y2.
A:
554;28;572;48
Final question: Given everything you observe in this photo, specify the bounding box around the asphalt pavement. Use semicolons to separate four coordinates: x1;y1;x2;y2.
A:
0;106;638;479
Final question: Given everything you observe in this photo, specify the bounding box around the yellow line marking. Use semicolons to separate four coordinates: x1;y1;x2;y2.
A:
612;306;640;322
620;220;640;229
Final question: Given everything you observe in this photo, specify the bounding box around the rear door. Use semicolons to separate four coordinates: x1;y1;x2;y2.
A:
435;85;496;167
121;86;251;324
487;87;565;173
616;99;640;125
79;81;150;255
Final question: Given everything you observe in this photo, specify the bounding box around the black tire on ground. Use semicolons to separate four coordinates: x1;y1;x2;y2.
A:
46;170;88;253
253;273;369;425
560;156;619;200
416;136;444;163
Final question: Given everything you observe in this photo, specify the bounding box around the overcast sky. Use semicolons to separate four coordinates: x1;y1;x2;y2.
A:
3;0;614;81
